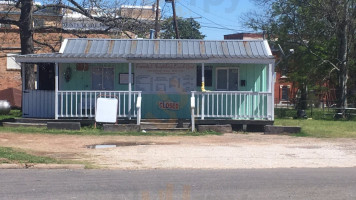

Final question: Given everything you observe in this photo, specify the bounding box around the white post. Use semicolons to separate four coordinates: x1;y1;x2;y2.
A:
136;93;142;125
201;63;205;120
55;63;59;120
21;63;26;118
191;93;195;132
267;63;274;120
271;63;275;120
128;63;132;120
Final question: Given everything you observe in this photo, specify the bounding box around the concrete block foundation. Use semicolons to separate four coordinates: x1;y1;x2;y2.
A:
103;124;140;132
47;122;81;130
264;125;301;134
197;124;233;133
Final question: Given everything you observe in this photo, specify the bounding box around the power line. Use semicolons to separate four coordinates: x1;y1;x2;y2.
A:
200;25;245;32
179;0;239;25
176;1;233;31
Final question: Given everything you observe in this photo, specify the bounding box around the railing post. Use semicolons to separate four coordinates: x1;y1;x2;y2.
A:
201;93;205;120
191;92;195;132
136;92;142;125
55;63;59;120
128;63;132;120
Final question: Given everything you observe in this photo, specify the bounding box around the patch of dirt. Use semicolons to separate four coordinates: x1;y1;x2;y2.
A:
0;132;356;169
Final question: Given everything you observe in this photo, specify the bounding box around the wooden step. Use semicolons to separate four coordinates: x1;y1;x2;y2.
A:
142;128;190;132
141;121;190;129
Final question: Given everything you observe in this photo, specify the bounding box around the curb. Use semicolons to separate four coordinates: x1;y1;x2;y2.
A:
0;164;85;169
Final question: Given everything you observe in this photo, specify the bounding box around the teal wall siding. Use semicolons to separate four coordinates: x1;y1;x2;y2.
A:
58;63;268;119
141;94;190;119
59;63;133;91
195;64;267;92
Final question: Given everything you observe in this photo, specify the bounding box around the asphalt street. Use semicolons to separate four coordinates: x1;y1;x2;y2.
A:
0;168;355;200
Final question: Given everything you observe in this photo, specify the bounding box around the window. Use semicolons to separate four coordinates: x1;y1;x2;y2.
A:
6;53;21;70
196;66;212;87
216;68;239;91
92;67;114;90
0;23;11;28
34;19;45;28
281;86;289;100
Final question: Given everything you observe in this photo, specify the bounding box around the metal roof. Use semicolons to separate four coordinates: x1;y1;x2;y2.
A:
16;39;275;64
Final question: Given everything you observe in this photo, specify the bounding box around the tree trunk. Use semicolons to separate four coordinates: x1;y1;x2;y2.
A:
19;0;35;90
336;1;349;112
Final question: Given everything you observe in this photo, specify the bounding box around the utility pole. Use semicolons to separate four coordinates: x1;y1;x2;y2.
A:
171;0;180;39
154;0;160;39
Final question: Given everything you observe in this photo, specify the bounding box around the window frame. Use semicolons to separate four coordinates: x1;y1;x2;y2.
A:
215;67;240;91
91;66;115;90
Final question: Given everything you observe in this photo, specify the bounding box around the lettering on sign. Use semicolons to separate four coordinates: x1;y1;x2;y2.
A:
159;101;179;110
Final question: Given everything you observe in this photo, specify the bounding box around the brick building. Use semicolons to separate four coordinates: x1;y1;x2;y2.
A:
0;1;158;107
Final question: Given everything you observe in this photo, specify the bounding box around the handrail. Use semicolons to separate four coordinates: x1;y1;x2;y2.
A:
191;91;273;120
57;90;142;119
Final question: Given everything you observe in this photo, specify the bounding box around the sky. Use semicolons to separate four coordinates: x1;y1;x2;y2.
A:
162;0;260;40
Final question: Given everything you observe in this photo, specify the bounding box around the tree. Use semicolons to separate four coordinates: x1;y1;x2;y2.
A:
161;17;205;39
244;0;356;110
0;0;154;89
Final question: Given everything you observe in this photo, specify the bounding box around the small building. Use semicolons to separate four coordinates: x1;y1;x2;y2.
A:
16;38;275;130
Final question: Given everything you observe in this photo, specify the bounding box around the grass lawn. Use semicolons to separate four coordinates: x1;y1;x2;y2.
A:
0;109;21;120
275;119;356;138
0;146;59;164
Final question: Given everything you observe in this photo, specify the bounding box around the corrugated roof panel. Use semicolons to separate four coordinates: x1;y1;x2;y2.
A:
237;41;247;58
147;40;154;57
16;39;275;63
193;41;200;58
209;42;218;57
215;41;223;58
165;40;171;58
130;40;137;56
221;41;230;58
62;40;73;53
243;41;253;58
204;41;212;57
227;41;236;57
249;41;258;57
259;41;269;57
177;40;183;57
182;40;189;57
140;40;148;57
171;40;177;58
124;40;131;55
77;40;88;54
118;40;126;55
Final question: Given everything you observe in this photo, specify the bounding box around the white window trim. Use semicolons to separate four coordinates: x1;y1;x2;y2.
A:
91;66;115;90
6;53;21;70
215;67;240;91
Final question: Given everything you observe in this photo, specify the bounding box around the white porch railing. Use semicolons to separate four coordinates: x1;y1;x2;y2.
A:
191;91;273;121
57;91;142;121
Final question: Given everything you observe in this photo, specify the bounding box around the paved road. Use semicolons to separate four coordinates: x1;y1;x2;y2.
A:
0;168;356;200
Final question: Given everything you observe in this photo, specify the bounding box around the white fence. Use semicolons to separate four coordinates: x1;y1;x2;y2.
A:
191;91;273;120
57;91;141;119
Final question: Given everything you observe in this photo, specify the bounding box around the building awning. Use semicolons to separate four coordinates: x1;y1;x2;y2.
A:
16;38;275;64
